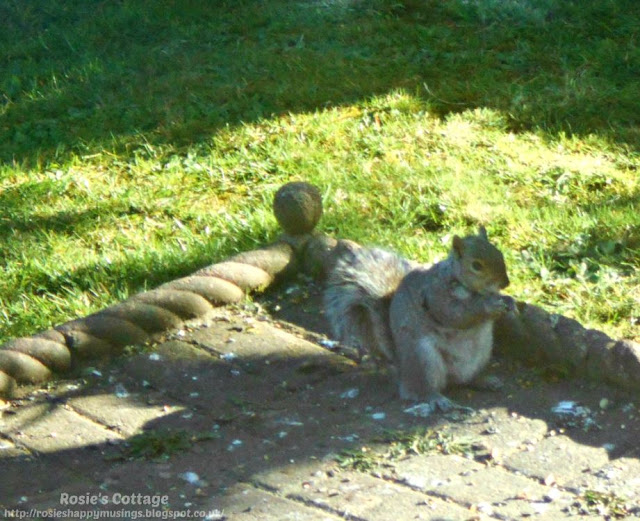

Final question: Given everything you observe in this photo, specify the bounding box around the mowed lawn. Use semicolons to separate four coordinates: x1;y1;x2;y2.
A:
1;0;638;343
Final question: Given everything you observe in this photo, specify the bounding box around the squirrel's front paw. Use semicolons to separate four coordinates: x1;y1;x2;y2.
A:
485;294;515;315
500;295;518;314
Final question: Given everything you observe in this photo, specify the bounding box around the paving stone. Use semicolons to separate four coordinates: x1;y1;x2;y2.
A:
489;495;599;521
565;455;640;500
189;314;350;366
391;453;484;491
68;393;184;436
443;408;549;461
214;483;343;520
430;465;582;520
128;339;220;375
430;465;551;505
10;448;238;516
253;462;475;521
10;479;210;521
78;430;318;516
0;437;30;459
120;339;265;411
5;480;105;515
503;434;611;486
0;402;122;452
122;329;352;414
0;453;92;507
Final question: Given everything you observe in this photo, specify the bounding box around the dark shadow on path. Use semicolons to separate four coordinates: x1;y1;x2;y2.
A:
0;283;638;516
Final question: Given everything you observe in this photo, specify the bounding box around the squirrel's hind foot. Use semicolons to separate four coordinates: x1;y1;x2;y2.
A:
403;393;474;418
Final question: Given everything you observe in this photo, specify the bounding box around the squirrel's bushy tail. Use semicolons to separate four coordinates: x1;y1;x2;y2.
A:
324;245;413;363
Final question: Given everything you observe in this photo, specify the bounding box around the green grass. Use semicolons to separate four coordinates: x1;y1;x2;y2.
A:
336;427;479;471
580;490;636;518
113;428;219;461
1;0;639;343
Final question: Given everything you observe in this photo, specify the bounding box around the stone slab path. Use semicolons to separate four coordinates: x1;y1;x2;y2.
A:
1;281;639;520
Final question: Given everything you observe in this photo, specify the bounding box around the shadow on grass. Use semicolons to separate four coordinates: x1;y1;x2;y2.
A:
2;0;639;167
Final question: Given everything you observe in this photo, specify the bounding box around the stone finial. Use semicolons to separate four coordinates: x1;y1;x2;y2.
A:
273;181;323;235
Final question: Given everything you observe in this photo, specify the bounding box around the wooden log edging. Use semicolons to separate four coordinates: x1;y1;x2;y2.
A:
0;181;638;396
0;241;299;397
493;303;640;392
0;182;323;398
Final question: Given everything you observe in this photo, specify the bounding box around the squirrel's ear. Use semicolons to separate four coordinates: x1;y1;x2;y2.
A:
452;235;464;257
478;225;488;240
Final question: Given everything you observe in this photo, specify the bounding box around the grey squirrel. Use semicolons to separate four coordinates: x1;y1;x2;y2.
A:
324;227;515;409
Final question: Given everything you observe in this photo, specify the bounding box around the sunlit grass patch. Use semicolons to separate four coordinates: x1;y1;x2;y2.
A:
1;0;638;343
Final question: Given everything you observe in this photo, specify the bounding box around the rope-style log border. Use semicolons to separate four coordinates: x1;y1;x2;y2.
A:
0;241;296;397
0;182;638;397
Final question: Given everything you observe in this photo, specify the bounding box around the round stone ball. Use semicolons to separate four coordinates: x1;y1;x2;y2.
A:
273;182;323;235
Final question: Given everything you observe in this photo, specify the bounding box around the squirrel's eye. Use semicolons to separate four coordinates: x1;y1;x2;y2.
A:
471;260;484;272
